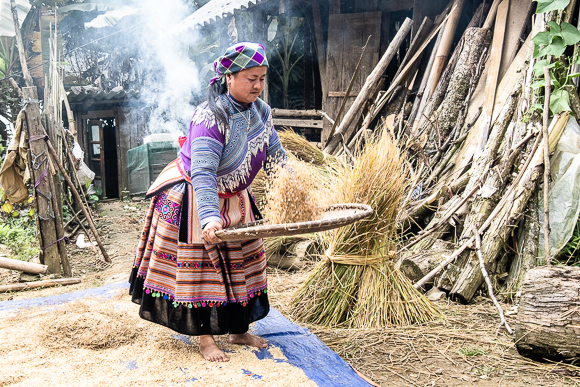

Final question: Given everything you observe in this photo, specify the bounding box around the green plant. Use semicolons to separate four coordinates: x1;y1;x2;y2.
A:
0;37;18;80
530;0;580;115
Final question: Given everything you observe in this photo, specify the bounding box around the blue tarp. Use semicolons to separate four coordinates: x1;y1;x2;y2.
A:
0;282;372;387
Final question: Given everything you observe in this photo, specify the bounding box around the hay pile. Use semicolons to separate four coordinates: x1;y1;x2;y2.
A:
42;301;139;349
292;128;442;328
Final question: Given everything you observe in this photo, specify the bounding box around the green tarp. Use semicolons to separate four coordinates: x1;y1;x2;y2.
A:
127;141;179;195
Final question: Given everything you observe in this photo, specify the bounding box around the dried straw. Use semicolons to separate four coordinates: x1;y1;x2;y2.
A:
278;130;334;166
263;158;322;224
292;127;442;328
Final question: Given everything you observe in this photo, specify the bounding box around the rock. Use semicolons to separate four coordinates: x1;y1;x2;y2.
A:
425;286;446;301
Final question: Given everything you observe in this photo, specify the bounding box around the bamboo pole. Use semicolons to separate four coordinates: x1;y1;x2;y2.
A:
9;0;33;87
542;66;551;264
424;0;465;99
477;0;509;158
0;278;81;293
41;137;111;263
323;18;413;155
0;257;47;274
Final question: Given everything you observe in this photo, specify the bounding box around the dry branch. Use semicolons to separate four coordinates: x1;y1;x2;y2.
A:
0;278;81;293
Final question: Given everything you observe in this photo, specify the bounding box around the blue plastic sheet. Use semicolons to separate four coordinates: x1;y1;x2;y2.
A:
0;282;372;386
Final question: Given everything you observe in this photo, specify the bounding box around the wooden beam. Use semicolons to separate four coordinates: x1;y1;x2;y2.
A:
81;110;115;119
273;118;323;129
328;91;360;98
311;0;326;97
271;109;322;117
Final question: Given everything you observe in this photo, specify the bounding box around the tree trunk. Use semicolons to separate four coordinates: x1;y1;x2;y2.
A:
450;163;543;303
423;28;491;154
515;266;580;362
398;239;455;283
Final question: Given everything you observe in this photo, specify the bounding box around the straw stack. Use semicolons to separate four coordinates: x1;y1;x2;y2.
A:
292;126;442;327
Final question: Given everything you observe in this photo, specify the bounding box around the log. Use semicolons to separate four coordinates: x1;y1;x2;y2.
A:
9;0;33;87
271;109;323;117
398;239;455;283
457;80;521;241
0;278;81;293
323;18;413;155
515;266;580;362
0;257;47;274
449;115;570;303
423;27;492;153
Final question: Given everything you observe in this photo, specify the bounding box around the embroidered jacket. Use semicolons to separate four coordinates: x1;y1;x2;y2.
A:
180;93;285;228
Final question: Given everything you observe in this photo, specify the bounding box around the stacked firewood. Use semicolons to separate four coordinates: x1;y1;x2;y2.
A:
321;0;570;306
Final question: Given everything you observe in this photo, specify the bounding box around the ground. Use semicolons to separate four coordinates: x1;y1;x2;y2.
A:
0;200;579;386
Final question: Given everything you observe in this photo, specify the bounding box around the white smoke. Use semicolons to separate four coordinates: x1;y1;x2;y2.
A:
131;0;201;137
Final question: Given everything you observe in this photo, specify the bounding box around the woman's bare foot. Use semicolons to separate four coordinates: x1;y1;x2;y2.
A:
229;333;267;348
200;335;230;362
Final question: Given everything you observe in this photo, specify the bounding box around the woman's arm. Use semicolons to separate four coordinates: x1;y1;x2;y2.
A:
189;121;225;230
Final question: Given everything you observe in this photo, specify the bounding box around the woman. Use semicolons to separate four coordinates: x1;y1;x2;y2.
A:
129;42;286;362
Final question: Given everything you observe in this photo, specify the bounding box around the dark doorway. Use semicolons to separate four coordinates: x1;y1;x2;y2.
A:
102;118;119;199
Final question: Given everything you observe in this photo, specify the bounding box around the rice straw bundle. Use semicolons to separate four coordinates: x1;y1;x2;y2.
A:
278;130;334;166
292;128;442;328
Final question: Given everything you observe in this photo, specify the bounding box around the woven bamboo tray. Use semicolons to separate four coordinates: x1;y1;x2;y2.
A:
214;203;373;242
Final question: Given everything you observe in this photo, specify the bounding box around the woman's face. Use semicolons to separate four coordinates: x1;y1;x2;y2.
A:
227;66;267;105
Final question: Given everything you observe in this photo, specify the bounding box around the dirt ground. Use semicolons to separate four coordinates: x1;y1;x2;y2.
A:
1;200;580;387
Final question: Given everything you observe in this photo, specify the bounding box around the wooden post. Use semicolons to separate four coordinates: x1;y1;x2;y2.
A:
311;0;326;97
323;18;413;155
10;0;33;87
23;87;61;274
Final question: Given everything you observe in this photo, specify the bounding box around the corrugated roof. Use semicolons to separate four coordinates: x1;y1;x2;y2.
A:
172;0;268;33
67;86;139;103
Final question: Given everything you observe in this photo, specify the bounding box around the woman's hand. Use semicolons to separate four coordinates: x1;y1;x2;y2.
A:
203;221;223;244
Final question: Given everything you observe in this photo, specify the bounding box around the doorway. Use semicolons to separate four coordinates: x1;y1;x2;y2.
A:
87;117;119;199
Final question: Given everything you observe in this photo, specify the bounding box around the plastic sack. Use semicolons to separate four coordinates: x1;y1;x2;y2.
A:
76;160;96;187
72;141;84;161
539;116;580;258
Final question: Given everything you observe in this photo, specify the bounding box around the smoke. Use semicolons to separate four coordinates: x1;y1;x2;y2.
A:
130;0;201;138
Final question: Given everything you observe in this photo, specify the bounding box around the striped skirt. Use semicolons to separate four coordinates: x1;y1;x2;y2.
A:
129;162;269;335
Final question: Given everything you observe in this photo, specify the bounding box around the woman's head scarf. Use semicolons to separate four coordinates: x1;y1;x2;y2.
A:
209;42;269;85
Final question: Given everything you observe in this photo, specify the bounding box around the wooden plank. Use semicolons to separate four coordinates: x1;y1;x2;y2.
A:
311;0;326;97
328;91;361;98
330;0;340;14
477;0;509;157
498;0;533;80
81;110;115;119
271;109;322;117
273;119;323;129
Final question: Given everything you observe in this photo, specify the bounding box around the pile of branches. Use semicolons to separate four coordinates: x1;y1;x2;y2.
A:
320;0;579;305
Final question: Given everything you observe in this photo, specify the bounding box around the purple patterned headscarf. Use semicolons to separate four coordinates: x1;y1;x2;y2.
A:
209;42;269;86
